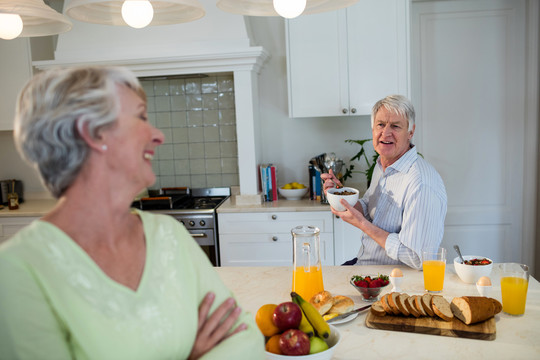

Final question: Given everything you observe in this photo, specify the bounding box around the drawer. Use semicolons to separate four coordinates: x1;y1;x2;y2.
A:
218;211;333;234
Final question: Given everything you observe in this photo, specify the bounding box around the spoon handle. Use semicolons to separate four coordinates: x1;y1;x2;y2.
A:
453;245;465;264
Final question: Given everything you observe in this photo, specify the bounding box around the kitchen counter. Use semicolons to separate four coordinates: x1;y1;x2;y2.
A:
217;196;330;213
216;264;540;359
0;199;56;217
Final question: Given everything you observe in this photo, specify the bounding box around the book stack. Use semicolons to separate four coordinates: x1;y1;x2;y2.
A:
259;164;278;201
308;164;322;201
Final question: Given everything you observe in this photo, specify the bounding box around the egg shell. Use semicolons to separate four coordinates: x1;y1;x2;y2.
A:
477;276;492;286
391;268;403;277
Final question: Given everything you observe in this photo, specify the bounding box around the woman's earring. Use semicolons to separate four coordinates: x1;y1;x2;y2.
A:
101;144;108;151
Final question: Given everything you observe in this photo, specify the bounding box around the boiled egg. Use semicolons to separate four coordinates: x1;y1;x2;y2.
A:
477;276;492;286
390;268;403;277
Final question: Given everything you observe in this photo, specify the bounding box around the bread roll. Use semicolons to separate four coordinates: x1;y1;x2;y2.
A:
432;295;454;321
309;291;334;315
328;295;354;314
451;296;502;325
371;300;386;317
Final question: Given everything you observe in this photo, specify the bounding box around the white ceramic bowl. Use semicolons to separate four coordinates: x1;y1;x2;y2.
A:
265;325;341;360
326;187;359;212
278;187;308;200
454;255;493;284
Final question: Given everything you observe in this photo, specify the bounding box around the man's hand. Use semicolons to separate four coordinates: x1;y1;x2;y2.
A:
321;169;343;195
188;292;247;360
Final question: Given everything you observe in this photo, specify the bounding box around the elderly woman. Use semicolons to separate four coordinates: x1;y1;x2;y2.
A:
0;66;264;359
322;94;447;270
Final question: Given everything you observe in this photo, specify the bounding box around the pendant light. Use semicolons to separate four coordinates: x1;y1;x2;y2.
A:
0;0;73;40
216;0;359;18
65;0;205;28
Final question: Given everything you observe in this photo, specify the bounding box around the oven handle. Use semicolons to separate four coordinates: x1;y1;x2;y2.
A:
190;233;207;238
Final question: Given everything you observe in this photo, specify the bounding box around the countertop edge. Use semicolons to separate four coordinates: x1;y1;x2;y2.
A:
217;197;331;213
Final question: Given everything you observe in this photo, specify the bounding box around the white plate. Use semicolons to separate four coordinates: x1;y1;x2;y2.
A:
327;311;359;325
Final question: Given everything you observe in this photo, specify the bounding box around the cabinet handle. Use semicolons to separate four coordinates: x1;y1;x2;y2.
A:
351;108;357;114
271;215;277;220
272;236;278;242
342;108;348;114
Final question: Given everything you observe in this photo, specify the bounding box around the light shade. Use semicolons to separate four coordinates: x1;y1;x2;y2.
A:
65;0;205;26
216;0;359;17
0;0;73;38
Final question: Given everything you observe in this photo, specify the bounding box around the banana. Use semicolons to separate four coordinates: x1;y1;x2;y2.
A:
292;296;315;337
291;292;330;339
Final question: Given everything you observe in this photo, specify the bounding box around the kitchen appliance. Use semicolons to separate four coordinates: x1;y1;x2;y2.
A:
131;187;230;266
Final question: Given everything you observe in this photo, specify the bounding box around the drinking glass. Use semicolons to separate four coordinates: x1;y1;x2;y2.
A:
500;263;529;316
422;247;446;292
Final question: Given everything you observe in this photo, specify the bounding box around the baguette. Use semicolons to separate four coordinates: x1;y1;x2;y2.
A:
396;294;411;316
406;296;421;317
387;292;402;315
451;296;502;325
371;300;387;317
432;295;454;321
421;293;435;317
414;295;427;316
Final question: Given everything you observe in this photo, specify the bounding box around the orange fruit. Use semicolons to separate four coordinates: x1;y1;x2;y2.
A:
255;304;280;337
265;334;282;354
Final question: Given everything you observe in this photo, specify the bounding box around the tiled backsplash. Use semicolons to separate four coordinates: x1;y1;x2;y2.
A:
140;73;239;190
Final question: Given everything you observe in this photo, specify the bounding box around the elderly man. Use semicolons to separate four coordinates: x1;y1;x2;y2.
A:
322;95;447;269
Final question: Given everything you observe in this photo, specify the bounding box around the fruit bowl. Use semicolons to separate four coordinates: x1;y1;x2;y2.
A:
454;255;493;284
326;187;359;211
350;274;390;302
265;325;341;360
278;187;308;200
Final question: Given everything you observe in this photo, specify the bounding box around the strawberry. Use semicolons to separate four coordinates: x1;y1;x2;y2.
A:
355;280;368;288
369;279;383;288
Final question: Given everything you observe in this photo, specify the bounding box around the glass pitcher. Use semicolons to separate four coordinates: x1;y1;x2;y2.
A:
291;225;324;301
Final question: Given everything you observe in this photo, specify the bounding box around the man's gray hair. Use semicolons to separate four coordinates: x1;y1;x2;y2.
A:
371;94;416;131
14;66;145;198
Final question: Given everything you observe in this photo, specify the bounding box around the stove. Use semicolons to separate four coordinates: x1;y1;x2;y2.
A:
132;187;230;266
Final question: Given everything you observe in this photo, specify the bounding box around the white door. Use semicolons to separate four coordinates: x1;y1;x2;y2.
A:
411;0;529;263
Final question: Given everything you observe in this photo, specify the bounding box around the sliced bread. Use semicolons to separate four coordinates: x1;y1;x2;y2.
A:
387;292;402;315
396;293;411;316
380;294;394;315
414;295;427;316
451;296;501;325
405;296;421;317
421;293;435;317
432;295;454;321
371;300;386;317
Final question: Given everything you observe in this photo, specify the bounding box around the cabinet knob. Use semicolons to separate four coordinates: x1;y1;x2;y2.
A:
351;108;357;114
272;236;278;241
271;215;277;220
342;108;348;114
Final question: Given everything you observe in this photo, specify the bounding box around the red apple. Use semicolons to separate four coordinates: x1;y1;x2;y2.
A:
279;329;310;356
272;301;302;331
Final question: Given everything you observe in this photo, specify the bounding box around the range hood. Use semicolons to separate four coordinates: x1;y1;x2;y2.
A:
34;0;268;204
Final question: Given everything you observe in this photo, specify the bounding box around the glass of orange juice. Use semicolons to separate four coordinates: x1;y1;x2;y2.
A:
291;226;324;301
500;263;529;316
422;247;446;292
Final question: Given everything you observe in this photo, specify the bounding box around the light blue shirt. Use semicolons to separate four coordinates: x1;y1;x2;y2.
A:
355;146;447;269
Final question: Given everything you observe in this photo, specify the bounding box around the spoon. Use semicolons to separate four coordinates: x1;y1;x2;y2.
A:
453;245;465;264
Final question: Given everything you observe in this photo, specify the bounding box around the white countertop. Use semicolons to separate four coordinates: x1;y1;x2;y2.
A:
0;199;56;217
217;196;330;213
216;264;540;359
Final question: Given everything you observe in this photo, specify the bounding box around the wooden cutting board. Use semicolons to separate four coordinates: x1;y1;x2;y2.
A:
365;311;496;340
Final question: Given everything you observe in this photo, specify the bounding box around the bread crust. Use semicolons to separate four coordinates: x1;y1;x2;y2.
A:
405;296;421;317
309;290;334;315
414;295;427;316
396;294;410;316
432;295;454;321
387;292;401;315
451;296;500;325
421;293;435;317
371;300;386;317
380;294;394;314
328;295;354;314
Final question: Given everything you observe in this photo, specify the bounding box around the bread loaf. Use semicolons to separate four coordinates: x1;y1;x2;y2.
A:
451;296;502;325
431;295;454;321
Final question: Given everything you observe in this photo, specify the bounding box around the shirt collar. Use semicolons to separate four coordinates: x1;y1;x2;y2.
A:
377;145;418;174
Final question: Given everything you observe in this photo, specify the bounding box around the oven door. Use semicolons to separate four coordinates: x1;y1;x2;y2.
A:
188;229;214;246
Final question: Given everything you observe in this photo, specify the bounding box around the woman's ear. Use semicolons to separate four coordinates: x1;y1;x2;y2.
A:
76;118;107;153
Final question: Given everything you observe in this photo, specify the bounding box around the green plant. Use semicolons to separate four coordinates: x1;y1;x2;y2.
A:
342;139;378;186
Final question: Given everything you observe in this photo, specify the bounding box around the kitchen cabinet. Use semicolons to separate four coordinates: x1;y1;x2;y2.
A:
0;216;38;244
333;215;363;265
0;38;33;131
286;0;409;118
218;211;334;266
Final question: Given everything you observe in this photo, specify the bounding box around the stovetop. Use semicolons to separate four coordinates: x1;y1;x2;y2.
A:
132;187;230;213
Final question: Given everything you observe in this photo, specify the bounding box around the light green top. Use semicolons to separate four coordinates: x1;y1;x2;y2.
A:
0;210;264;360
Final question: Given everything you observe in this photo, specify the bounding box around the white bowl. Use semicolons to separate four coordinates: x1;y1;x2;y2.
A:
326;187;359;212
278;187;308;200
454;256;493;284
265;325;341;360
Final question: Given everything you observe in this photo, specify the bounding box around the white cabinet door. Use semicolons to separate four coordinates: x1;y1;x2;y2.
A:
0;38;32;131
218;211;334;266
286;0;410;118
333;215;363;266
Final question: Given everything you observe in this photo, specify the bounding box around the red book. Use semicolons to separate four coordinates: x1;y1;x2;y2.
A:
270;165;278;201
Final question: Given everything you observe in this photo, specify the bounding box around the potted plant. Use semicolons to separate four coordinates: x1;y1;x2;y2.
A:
342;139;378;187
